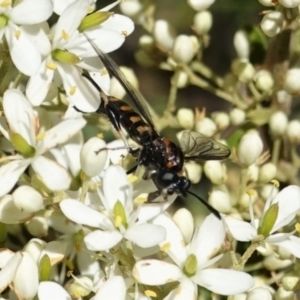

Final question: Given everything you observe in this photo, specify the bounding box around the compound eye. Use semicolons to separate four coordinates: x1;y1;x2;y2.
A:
154;171;176;189
161;171;175;182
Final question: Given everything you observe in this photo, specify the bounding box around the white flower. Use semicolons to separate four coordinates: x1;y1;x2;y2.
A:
0;89;86;197
225;185;300;258
0;0;53;76
26;0;134;111
260;11;284;37
133;213;254;297
60;165;167;251
38;281;71;300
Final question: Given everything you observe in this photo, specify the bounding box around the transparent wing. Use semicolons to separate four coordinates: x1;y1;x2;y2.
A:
84;33;158;134
179;131;231;160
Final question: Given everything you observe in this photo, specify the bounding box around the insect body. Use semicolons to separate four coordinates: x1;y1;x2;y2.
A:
82;36;231;218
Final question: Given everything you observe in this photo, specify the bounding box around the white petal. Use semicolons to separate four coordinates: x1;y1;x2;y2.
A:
56;63;100;112
80;137;107;177
266;232;291;243
14;252;38;299
0;250;15;268
0;253;22;292
0;194;33;224
53;0;90;47
271;185;300;232
192;269;254;295
94;276;126;300
60;199;113;229
31;156;71;191
74;28;126;56
0;160;30;197
41;241;67;265
125;223;166;248
22;23;51;57
133;260;182;285
192;214;225;265
26;59;54;106
163;278;197;300
38;281;71;300
84;230;122;251
100;14;135;36
6;24;41;76
77;250;101;277
10;0;53;24
52;0;77;15
152;213;187;267
40;118;86;153
271;235;300;258
225;216;257;242
3;89;35;146
103;165;130;212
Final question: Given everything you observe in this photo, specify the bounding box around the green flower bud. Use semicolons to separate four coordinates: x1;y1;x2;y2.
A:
39;254;51;281
78;11;113;32
0;15;8;29
183;254;197;277
52;49;81;65
9;132;35;158
113;200;127;229
258;203;278;237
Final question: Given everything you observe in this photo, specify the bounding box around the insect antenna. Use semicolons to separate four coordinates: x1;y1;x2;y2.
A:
187;190;221;219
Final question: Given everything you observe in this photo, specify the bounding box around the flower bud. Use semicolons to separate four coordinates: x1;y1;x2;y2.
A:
139;35;155;52
258;0;275;6
275;287;294;300
187;0;215;10
269;111;288;137
258;162;277;183
193;11;213;35
233;294;247;300
284;68;300;94
279;0;300;8
172;35;197;64
204;161;226;185
120;0;143;18
260;11;284;37
80;137;108;177
176;70;189;88
153;20;175;52
26;216;48;237
177;108;195;130
239;190;258;209
281;272;300;291
212;112;230;131
247;164;259;182
231;59;255;83
67;276;92;298
287;120;300;144
254;70;274;92
230;108;246;125
12;186;43;213
184;161;202;184
208;190;232;213
260;184;279;201
247;287;272;300
195;117;217;137
110;67;138;99
264;253;292;271
173;208;194;244
234;30;250;59
238;130;263;166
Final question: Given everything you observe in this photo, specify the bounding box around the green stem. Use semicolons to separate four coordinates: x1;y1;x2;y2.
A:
12;72;22;89
167;69;180;112
238;167;248;205
271;137;281;165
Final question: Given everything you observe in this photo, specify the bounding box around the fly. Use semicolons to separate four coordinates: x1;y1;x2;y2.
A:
81;35;231;219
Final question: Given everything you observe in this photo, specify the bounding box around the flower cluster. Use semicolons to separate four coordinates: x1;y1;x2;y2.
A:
0;0;299;299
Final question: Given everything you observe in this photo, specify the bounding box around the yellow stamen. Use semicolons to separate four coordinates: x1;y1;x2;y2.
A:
36;133;45;141
61;30;69;41
122;30;128;37
101;69;108;76
145;290;157;297
1;0;11;7
69;86;76;95
295;223;300;232
134;196;147;204
160;242;171;252
271;179;279;187
246;189;256;196
14;29;21;39
128;174;138;183
46;61;57;70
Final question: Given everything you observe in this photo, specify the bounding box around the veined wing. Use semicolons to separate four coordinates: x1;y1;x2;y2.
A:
84;33;158;135
179;131;231;160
